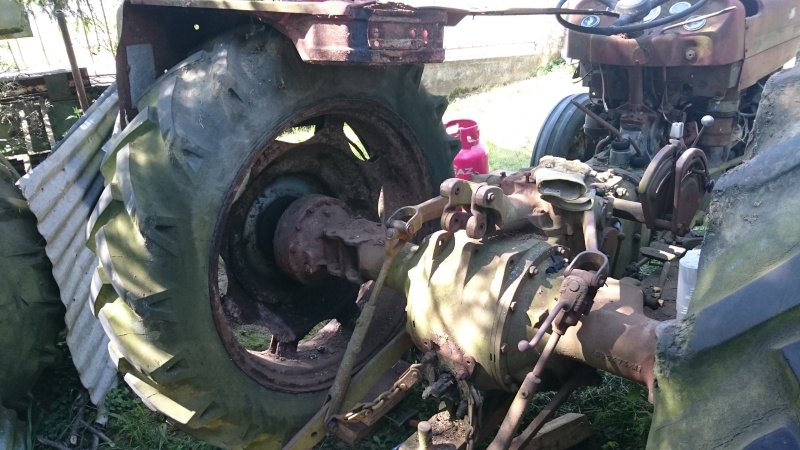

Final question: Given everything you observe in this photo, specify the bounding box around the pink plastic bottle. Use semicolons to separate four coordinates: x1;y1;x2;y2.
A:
445;119;489;180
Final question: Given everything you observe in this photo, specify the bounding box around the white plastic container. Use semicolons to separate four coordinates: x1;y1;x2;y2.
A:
676;249;702;320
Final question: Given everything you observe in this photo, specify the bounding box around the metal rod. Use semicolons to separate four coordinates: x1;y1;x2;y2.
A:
418;421;433;450
324;249;397;426
509;367;594;450
628;67;644;107
594;134;613;156
583;206;598;252
518;300;569;352
56;10;90;112
488;334;562;450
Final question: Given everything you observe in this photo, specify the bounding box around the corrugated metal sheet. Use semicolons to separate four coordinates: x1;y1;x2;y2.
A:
18;85;120;406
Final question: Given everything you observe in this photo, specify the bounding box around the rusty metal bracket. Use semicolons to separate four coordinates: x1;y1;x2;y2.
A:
467;185;505;239
565;251;609;288
419;338;477;380
440;178;475;233
116;1;448;125
386;196;448;241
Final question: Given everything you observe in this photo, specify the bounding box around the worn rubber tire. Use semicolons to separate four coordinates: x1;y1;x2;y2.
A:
0;404;27;450
531;92;592;165
88;27;454;449
648;65;800;449
0;155;62;411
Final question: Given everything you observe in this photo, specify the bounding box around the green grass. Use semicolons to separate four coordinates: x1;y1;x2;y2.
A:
29;334;213;450
532;374;652;450
531;57;567;77
103;387;214;450
485;141;533;172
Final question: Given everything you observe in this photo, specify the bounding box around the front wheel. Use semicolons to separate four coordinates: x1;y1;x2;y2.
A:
531;92;592;165
89;27;454;449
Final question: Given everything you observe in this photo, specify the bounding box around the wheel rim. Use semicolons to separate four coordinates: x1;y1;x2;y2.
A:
210;98;432;392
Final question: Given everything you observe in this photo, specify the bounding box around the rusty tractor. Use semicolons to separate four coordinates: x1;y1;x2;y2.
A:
2;1;800;449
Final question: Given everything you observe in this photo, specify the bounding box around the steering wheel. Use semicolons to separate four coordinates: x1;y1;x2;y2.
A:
556;0;711;36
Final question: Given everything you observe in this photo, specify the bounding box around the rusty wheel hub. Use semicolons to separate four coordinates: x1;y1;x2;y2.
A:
209;100;433;392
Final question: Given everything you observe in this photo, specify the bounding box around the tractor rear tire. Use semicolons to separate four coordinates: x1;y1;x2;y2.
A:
0;155;62;412
531;92;592;165
89;27;454;449
648;64;800;449
0;405;27;450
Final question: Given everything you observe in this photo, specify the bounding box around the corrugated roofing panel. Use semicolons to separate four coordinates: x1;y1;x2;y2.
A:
18;85;120;406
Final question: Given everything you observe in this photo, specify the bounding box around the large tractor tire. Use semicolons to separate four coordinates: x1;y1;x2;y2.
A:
0;405;27;450
88;27;454;449
0;155;62;413
531;92;592;165
647;65;800;449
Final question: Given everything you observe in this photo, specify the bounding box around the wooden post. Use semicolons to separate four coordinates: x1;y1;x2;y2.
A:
55;10;89;112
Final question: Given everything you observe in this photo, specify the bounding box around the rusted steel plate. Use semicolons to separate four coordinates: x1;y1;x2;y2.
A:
130;0;375;15
259;8;446;64
116;1;446;124
739;0;800;89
